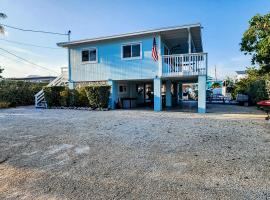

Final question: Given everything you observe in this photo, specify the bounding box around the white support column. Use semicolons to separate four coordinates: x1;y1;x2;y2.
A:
198;75;206;113
165;80;172;107
108;79;118;109
154;77;162;111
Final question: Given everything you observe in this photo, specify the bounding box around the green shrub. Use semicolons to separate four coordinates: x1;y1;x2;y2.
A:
0;80;45;107
247;79;270;104
76;87;89;107
84;84;111;109
44;86;90;107
59;88;69;107
0;101;11;108
43;86;66;107
67;89;79;107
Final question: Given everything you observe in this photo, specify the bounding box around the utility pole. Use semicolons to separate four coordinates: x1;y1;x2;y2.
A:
67;30;73;89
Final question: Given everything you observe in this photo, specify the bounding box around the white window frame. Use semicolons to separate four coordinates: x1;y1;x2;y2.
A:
121;42;142;60
118;84;128;94
81;47;98;64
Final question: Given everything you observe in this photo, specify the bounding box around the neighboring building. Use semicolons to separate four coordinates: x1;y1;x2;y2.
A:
235;70;247;81
37;24;208;112
8;75;57;83
206;76;223;89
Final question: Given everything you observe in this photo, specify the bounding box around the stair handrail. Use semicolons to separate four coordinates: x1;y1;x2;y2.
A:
35;67;68;108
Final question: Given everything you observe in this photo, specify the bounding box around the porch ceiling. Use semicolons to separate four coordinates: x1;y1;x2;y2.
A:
161;26;203;53
162;75;199;83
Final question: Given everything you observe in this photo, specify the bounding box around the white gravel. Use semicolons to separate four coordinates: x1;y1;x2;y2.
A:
0;105;269;200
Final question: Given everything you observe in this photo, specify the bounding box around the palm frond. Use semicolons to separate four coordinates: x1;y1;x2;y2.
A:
0;13;7;19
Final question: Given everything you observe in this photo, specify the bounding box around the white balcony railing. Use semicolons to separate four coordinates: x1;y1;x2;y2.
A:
162;53;207;77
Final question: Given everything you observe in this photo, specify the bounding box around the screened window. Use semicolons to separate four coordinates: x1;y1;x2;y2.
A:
81;48;97;63
119;84;127;94
122;43;141;59
82;50;89;62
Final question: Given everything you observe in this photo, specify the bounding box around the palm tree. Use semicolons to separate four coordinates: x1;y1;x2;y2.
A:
0;13;7;34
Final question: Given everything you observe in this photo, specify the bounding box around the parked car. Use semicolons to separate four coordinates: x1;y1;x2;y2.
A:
236;94;249;106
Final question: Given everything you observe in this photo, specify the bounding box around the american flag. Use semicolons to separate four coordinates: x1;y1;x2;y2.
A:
152;37;158;61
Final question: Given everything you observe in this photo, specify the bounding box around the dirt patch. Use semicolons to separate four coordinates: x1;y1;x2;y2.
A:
0;105;269;199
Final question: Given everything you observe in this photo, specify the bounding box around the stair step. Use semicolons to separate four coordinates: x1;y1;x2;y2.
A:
35;105;46;109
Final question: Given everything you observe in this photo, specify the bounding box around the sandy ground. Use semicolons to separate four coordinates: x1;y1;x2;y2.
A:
0;105;270;200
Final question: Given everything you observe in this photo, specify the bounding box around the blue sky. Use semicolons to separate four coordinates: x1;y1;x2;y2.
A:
1;0;270;78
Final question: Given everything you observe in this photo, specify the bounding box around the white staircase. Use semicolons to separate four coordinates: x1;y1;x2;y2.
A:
35;67;68;108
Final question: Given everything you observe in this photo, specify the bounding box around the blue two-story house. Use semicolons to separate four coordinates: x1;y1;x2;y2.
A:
57;23;208;113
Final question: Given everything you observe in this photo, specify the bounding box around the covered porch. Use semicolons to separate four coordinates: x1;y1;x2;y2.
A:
108;75;206;113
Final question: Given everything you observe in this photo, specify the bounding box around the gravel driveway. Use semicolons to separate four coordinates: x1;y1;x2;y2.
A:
0;105;269;199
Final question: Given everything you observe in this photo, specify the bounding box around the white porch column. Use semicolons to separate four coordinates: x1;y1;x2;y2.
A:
198;75;206;113
154;77;162;111
165;80;172;107
108;80;118;109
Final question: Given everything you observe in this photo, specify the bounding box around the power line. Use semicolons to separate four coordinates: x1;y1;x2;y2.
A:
0;47;57;74
0;23;69;36
0;53;28;74
0;38;62;50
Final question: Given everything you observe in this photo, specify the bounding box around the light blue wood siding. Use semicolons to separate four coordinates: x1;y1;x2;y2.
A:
70;35;160;82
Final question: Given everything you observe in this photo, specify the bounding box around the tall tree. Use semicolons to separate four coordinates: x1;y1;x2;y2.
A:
240;13;270;73
0;13;7;34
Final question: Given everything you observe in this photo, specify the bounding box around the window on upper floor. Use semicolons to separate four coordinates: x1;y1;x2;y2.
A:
122;43;141;59
119;84;127;94
81;48;97;63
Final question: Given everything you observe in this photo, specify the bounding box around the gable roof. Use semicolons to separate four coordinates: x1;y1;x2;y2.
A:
57;23;203;49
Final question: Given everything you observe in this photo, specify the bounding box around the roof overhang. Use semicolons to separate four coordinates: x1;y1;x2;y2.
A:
57;23;203;51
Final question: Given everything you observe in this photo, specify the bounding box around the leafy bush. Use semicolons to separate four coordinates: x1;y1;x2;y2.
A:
247;79;270;104
233;68;270;103
0;101;11;108
44;86;90;107
211;82;221;88
76;87;89;107
0;80;45;107
43;86;66;107
84;84;111;109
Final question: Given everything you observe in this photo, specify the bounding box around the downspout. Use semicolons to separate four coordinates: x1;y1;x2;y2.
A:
157;35;162;77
